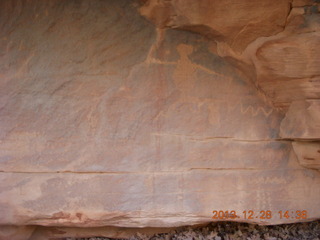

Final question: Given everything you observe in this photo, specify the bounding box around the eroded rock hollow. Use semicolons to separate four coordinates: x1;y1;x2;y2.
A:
0;0;319;239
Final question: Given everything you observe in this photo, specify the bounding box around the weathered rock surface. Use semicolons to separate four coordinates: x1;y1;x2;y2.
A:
280;100;320;139
0;0;320;239
140;0;291;52
0;226;35;240
139;0;320;110
292;142;320;169
244;6;320;109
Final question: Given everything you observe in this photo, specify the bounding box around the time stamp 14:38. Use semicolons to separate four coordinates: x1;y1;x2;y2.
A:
212;210;308;220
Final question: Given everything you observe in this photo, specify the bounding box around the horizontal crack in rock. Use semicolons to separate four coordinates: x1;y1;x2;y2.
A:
0;168;307;174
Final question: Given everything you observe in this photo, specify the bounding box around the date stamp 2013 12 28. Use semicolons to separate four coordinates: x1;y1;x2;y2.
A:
212;210;308;220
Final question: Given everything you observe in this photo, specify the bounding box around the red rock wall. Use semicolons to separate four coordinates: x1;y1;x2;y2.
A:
0;0;319;239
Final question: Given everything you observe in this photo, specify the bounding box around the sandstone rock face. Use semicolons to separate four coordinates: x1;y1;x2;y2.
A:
140;0;320;110
244;7;320;109
280;100;320;140
0;226;35;240
0;0;320;239
292;142;320;170
140;0;291;52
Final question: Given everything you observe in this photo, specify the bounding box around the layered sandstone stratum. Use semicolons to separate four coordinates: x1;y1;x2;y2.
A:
0;0;319;239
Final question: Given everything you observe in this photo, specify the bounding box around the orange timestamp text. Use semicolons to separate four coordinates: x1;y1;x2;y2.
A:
212;210;308;220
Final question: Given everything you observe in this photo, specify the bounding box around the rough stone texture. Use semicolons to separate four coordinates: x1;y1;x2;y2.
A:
292;142;320;170
26;221;320;239
280;100;320;139
0;226;35;240
244;10;320;109
140;0;291;52
0;0;320;239
140;0;320;110
292;0;316;7
29;225;180;240
68;221;320;240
